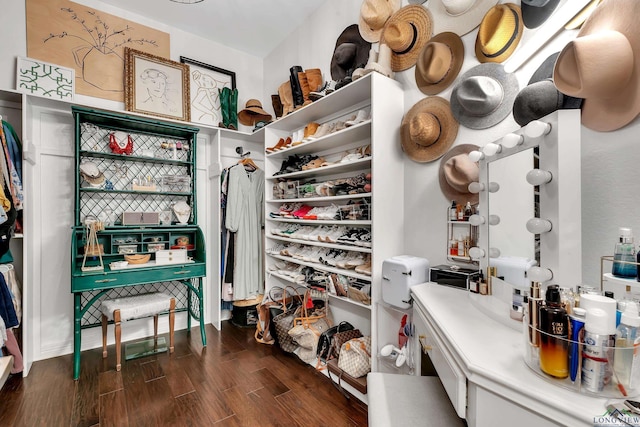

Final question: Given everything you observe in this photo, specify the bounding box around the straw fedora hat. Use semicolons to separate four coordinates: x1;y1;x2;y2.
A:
521;0;561;29
553;0;640;132
475;3;523;64
400;96;459;163
438;144;480;205
331;25;372;81
380;5;433;72
427;0;499;36
358;0;402;43
415;31;464;95
450;62;519;129
512;52;583;126
238;99;272;126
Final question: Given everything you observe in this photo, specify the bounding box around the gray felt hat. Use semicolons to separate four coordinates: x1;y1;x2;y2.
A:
450;63;519;130
512;52;583;126
521;0;561;29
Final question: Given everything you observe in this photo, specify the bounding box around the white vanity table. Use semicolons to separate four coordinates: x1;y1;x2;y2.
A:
411;282;608;427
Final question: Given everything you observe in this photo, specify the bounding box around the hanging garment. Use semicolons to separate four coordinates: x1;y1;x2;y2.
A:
0;273;18;328
0;315;6;348
225;165;265;300
2;121;22;182
0;125;23;211
1;265;21;323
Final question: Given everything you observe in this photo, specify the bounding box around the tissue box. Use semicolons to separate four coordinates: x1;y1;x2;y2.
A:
382;256;430;309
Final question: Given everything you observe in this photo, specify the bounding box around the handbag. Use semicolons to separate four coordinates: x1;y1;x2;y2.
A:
289;305;332;364
271;286;305;353
258;286;303;346
338;336;371;378
330;328;363;361
316;321;354;364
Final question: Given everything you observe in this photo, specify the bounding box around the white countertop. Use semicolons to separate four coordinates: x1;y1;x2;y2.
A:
411;283;610;427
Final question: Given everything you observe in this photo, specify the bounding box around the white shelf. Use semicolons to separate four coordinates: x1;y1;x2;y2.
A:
267;234;372;254
266;269;302;285
328;293;372;311
0;355;13;389
267;192;372;204
269;254;371;282
267;157;372;180
266;120;371;157
266;218;371;226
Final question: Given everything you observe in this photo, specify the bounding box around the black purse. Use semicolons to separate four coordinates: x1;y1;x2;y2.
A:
316;321;354;363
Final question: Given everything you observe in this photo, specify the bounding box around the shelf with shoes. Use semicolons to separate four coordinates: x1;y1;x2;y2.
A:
262;72;404;402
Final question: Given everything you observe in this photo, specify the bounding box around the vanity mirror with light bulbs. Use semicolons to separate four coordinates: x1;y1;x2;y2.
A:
469;109;582;291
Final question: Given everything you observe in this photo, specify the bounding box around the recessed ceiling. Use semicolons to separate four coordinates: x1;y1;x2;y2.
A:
96;0;326;57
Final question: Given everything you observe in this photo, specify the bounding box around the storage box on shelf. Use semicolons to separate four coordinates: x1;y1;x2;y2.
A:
70;106;207;379
262;73;405;402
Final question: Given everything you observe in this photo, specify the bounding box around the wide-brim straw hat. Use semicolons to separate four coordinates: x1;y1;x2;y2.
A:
512;52;583;126
400;96;459;163
238;99;272;126
358;0;402;43
415;31;464;95
380;5;433;72
553;0;640;132
427;0;499;36
475;3;523;64
331;24;372;81
438;144;480;205
450;62;519;129
521;0;561;29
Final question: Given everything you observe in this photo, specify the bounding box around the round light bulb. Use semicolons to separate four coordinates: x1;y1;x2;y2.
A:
488;182;500;193
469;214;485;226
524;120;552;139
489;247;501;258
469;247;485;259
526;218;553;234
468;182;484;194
502;133;524;149
488;215;500;226
482;142;502;157
526;169;553;186
527;266;553;283
468;150;485;162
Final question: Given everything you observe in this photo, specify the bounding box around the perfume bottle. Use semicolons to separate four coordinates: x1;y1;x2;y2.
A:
539;285;569;378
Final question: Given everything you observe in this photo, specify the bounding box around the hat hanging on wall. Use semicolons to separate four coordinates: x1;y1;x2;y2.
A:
475;3;523;64
358;0;402;43
400;96;459;163
380;5;433;72
450;62;519;129
415;31;464;95
426;0;499;36
438;144;480;205
331;24;372;81
553;0;640;132
512;52;583;126
352;44;395;80
238;99;272;126
521;0;561;29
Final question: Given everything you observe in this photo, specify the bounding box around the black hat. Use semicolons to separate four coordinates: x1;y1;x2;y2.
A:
331;24;371;81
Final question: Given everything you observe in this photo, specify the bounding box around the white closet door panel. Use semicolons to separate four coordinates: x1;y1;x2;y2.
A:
37;111;74;156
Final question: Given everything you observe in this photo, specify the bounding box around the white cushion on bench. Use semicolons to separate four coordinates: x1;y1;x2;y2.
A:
100;292;172;321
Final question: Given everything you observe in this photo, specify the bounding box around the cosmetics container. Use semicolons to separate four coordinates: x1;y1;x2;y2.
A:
613;227;637;278
614;302;640;389
539;285;569;378
568;307;586;382
510;289;525;321
528;282;543;347
582;308;615;393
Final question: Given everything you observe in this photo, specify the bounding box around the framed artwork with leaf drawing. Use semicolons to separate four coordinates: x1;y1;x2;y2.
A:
124;48;191;122
180;56;236;126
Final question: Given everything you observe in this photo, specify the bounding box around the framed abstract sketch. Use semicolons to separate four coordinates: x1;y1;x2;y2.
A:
124;48;191;122
16;57;75;101
180;57;236;126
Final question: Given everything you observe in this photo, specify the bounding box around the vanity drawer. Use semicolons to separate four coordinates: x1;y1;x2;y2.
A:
414;300;467;418
155;249;188;265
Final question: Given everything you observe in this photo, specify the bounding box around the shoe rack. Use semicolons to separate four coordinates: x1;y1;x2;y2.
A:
263;73;405;402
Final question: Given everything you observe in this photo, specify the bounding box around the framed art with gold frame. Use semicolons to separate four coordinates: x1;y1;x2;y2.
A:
124;48;191;122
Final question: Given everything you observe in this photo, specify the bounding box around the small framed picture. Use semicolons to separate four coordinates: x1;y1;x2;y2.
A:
16;57;75;101
124;48;191;122
180;56;236;126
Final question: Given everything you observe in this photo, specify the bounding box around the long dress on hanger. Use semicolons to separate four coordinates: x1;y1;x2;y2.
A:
225;164;264;300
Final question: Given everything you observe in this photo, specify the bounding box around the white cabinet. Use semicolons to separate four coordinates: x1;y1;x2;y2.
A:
262;73;405;396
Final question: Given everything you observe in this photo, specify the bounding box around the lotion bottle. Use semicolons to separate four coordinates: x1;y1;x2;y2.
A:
539;285;569;378
614;301;640;390
613;227;637;278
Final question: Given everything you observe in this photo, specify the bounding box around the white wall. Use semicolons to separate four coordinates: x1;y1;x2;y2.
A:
265;0;640;291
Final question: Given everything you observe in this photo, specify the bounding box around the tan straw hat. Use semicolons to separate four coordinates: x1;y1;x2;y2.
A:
380;5;433;71
238;99;272;126
400;96;459;163
475;3;523;64
438;144;480;205
415;31;464;95
427;0;499;36
553;0;640;132
358;0;402;43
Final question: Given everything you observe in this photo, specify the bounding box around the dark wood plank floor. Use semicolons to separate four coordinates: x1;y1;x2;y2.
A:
0;321;368;426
